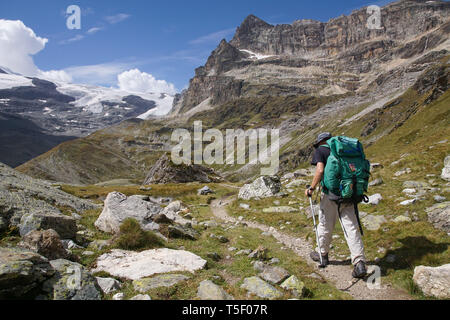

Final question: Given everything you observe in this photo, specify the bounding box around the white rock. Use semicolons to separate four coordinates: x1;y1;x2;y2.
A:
413;264;450;298
441;156;450;181
400;199;418;206
364;194;383;205
238;176;281;200
402;188;417;195
92;249;207;280
112;293;124;300
130;294;151;300
94;192;161;233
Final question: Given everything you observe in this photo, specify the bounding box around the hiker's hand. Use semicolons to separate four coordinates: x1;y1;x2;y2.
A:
305;188;314;197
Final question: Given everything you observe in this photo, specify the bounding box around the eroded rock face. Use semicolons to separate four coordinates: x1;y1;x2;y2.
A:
94;192;162;234
238;176;281;200
413;264;450;299
0;247;55;299
92;249;207;281
143;154;223;184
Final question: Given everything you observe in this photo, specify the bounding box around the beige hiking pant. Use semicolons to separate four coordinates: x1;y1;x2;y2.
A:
317;193;366;265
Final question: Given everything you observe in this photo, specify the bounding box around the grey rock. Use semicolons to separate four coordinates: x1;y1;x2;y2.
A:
133;274;189;293
361;214;387;231
240;276;282;300
96;277;121;294
400;199;418;206
426;202;450;232
280;275;305;297
434;195;446;203
305;204;320;218
197;280;234;300
248;246;269;260
130;294;151;300
394;168;411;177
112;292;124;300
43;259;101;300
19;212;77;239
198;186;214;195
168;224;199;240
363;194;383;206
94;192;162;234
369;178;384;187
393;216;412;223
413;264;450;299
263;206;298;213
259;266;290;284
19;229;71;260
238;176;281;200
403;181;430;189
239;203;250;210
0;247;55;299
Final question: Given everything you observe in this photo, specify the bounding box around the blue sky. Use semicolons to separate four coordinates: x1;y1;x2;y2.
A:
0;0;394;91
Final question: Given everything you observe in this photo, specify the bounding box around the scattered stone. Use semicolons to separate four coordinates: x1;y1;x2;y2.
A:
94;192;161;234
259;266;290;284
19;229;70;260
263;206;298;213
370;163;383;170
88;239;110;251
393;216;412;223
217;236;229;243
198;186;214;195
269;258;280;265
82;251;95;256
434;195;446;203
239;203;250;210
130;294;151;300
139;186;152;191
426;202;450;232
403;181;430;189
241;277;282;300
364;194;383;205
96;277;121;294
361;214;387;231
280;275;305;297
92;249;207;280
133;274;189;293
394;168;411;176
294;169;313;177
441;156;450;181
400;199;418;206
19;212;77;239
238;176;281;200
248;246;269;260
168;224;199;240
199;221;219;228
43;259;101;300
413;264;450;299
112;292;124;300
369;178;384;187
402;188;417;195
235;249;252;256
285;179;308;188
197;280;234;300
0;247;55;299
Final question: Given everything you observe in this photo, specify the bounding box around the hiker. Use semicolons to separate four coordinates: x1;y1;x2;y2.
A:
305;132;367;278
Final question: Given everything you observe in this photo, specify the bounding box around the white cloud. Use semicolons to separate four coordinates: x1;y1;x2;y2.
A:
60;34;85;45
105;14;131;24
0;19;48;76
39;70;73;83
189;28;235;45
87;27;103;34
64;62;134;86
118;69;177;95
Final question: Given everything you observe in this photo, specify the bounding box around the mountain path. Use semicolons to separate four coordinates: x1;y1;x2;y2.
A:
210;196;412;300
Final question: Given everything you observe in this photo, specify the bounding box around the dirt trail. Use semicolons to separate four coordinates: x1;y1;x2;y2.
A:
210;197;412;300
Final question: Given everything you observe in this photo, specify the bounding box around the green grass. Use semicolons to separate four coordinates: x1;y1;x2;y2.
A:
113;218;164;251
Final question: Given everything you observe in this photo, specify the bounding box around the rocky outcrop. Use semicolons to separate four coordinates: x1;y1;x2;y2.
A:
426;202;450;233
19;212;77;239
413;264;450;298
94;192;162;234
238;176;281;200
42;259;102;300
143;153;223;184
92;249;207;280
0;247;55;299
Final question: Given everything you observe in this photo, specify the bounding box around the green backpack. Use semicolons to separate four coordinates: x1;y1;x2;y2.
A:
322;136;371;200
321;136;371;235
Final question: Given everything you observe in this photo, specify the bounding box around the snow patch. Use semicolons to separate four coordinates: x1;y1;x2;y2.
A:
0;73;34;90
240;49;274;60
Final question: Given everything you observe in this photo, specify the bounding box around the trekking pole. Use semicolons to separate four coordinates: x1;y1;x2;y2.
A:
307;186;325;268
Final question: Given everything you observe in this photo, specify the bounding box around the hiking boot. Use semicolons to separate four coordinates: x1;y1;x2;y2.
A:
352;261;367;279
310;251;329;268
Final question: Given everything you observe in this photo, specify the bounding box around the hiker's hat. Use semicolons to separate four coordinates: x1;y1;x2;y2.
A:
314;132;332;148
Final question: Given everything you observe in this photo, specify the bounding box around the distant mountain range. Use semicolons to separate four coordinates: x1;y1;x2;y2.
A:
0;69;175;167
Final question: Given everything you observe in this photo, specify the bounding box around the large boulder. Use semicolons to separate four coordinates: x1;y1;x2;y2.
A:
18;229;71;260
94;192;162;234
143;153;222;184
42;259;102;300
426;202;450;233
92;249;207;280
441;156;450;181
197;280;234;300
0;247;55;299
413;264;450;298
19;212;77;239
238;176;281;200
258;266;290;285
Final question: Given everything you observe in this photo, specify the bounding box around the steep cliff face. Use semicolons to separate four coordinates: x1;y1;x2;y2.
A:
171;0;450;116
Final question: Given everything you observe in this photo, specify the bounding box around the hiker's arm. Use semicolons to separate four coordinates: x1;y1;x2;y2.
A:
305;162;325;196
